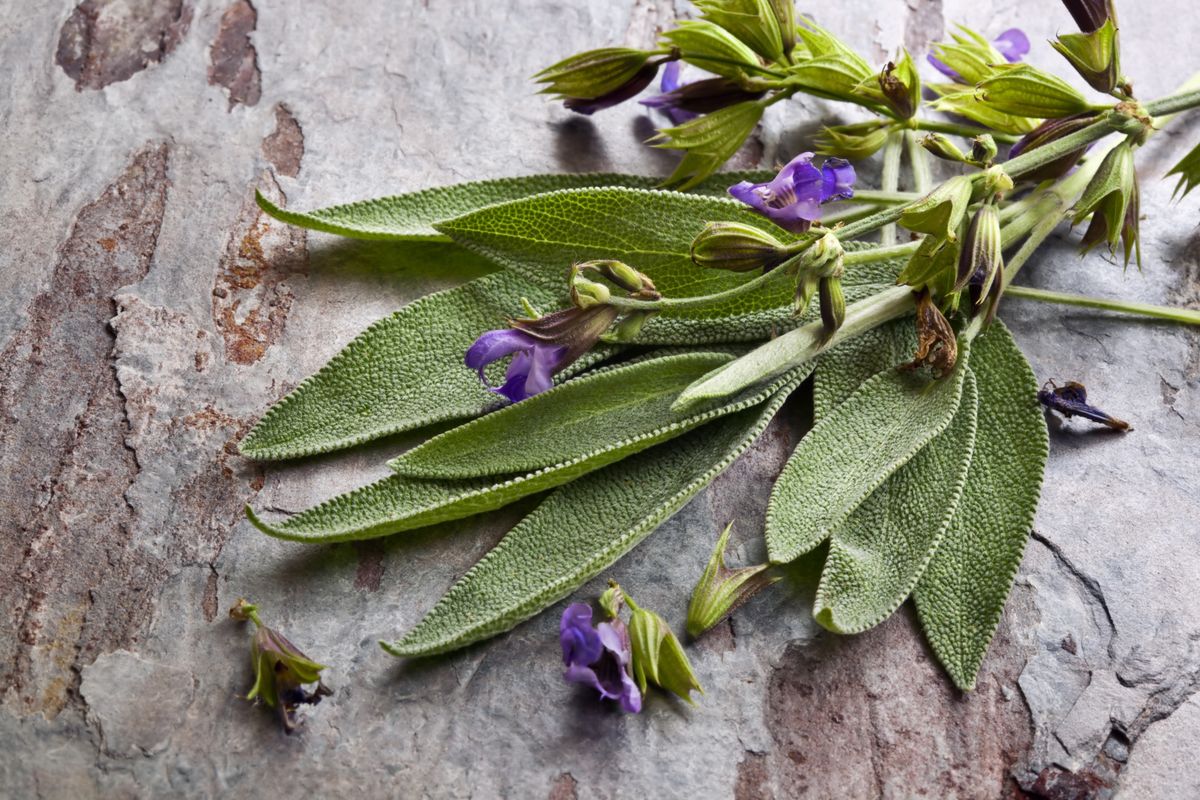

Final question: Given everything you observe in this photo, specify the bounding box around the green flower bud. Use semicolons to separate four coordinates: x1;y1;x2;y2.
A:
975;63;1094;119
980;164;1014;197
920;133;970;164
577;259;657;296
601;311;655;344
570;276;611;309
767;0;796;56
900;175;974;242
818;275;845;338
686;522;780;638
691;221;792;272
969;134;998;165
661;21;761;81
955;203;1004;302
624;592;703;703
534;48;658;102
696;0;785;63
877;50;921;120
599;582;624;619
1072;141;1140;267
814;122;890;160
1052;17;1120;94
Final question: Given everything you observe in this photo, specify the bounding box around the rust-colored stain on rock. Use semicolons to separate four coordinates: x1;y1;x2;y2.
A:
56;0;191;91
263;104;305;178
208;0;261;109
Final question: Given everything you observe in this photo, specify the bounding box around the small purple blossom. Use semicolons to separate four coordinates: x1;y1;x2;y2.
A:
928;28;1030;82
560;603;642;713
640;61;697;125
727;153;856;233
465;329;566;404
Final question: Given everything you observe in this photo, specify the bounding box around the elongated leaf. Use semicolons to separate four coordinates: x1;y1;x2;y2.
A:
388;351;736;478
239;272;577;460
248;362;812;543
436;187;903;344
765;352;968;564
382;369;806;657
255;172;776;241
914;323;1047;691
814;371;977;634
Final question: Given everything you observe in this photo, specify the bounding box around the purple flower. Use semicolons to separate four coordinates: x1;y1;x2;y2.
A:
560;603;642;713
727;153;856;233
465;329;566;404
640;61;697;125
564;62;661;115
928;28;1030;82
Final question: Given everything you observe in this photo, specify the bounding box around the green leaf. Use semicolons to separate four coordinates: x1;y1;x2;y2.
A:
248;360;811;543
652;103;767;189
814;370;977;634
662;20;763;80
765;350;968;564
1167;138;1200;200
238;272;591;460
381;368;805;657
695;0;784;62
255;172;776;242
436;187;903;344
914;322;1048;691
387;351;740;479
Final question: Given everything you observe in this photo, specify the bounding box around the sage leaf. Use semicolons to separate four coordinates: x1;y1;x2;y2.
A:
436;187;903;344
914;323;1048;691
765;351;968;564
382;369;805;657
238;271;593;460
255;172;776;242
248;361;811;543
388;351;742;479
814;371;978;634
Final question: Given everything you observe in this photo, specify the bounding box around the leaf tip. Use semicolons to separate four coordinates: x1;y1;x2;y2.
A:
254;188;285;219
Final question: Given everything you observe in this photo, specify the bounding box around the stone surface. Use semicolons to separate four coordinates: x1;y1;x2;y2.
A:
1;0;1198;797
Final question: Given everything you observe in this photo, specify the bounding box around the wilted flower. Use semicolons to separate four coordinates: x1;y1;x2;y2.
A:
904;291;959;377
1038;380;1130;431
560;602;642;713
229;599;331;734
878;52;921;119
728;153;856;233
1054;0;1121;93
928;28;1029;82
640;63;766;125
466;305;619;403
1062;0;1116;33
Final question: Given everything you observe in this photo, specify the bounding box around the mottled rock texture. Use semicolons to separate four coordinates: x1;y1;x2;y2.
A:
2;0;1198;797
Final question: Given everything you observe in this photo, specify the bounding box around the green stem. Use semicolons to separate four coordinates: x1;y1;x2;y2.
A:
904;130;932;194
847;190;919;204
1145;88;1200;117
1004;286;1200;325
845;241;918;265
879;131;904;246
912;118;1021;143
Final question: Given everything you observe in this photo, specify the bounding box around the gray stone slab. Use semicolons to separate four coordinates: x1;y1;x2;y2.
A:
2;0;1198;797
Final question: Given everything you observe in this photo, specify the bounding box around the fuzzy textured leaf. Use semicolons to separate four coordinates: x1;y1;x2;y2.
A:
248;361;811;543
914;323;1047;691
255;172;777;241
388;351;737;479
239;272;591;460
765;351;968;564
437;187;902;344
382;369;805;657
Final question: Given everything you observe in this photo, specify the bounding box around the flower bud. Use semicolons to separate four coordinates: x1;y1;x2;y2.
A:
1052;18;1120;94
815;122;890;160
976;64;1093;119
1008;112;1096;182
643;77;767;116
1071;141;1139;266
920;133;970;164
570;276;612;309
601;311;655;344
534;48;668;115
686;522;780;638
900;175;974;243
599;582;624;619
818;275;846;338
696;0;785;63
878;51;921;120
955;203;1003;299
904;290;958;377
624;593;703;703
768;0;796;55
1062;0;1116;34
661;21;761;81
579;259;656;295
981;165;1014;197
691;221;792;272
970;135;999;165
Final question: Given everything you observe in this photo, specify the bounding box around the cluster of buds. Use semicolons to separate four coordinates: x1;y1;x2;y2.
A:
920;133;998;168
792;231;847;338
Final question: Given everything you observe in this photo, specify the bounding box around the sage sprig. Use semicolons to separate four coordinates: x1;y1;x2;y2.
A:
240;0;1200;699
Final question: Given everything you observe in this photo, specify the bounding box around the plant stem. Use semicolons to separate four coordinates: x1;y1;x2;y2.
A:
905;130;932;194
849;190;920;204
1004;287;1200;325
844;241;918;265
1145;88;1200;117
879;130;904;246
912;118;1021;143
